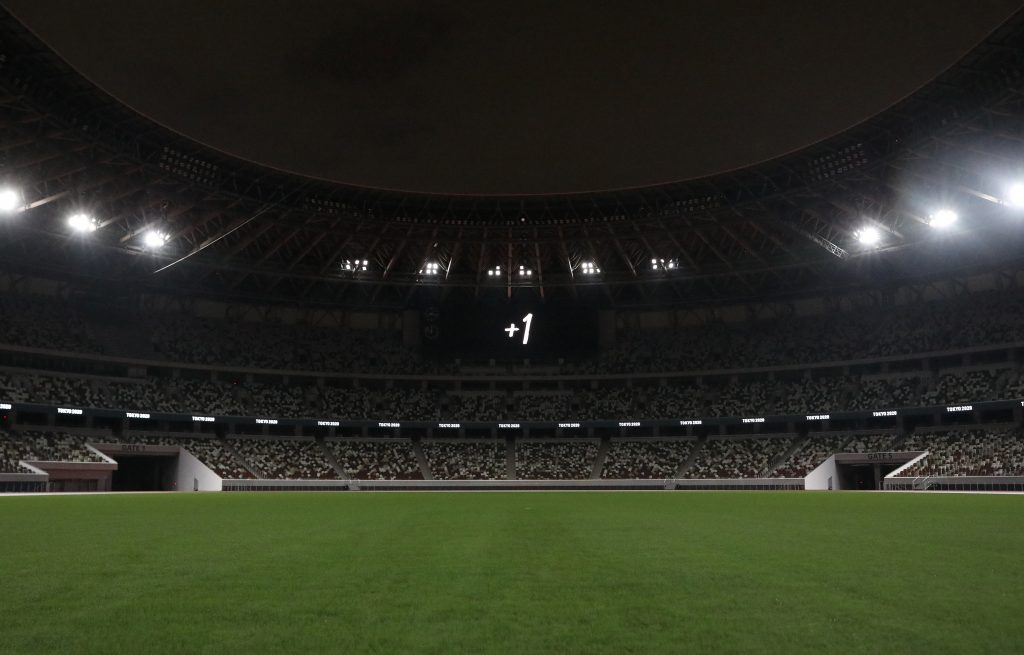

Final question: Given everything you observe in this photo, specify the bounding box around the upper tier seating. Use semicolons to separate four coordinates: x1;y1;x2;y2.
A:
3;288;1024;375
1;365;1019;421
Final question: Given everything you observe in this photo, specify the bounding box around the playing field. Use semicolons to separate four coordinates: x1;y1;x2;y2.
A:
1;492;1021;654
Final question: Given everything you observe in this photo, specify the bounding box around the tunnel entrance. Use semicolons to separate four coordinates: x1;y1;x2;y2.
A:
832;452;923;490
93;443;181;491
110;454;177;491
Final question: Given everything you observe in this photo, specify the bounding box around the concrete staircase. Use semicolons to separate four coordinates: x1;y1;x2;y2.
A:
835;434;855;453
505;438;516;480
590;438;610;479
675;437;707;477
765;436;808;477
223;437;264;478
888;430;912;451
411;440;434;480
317;439;351;480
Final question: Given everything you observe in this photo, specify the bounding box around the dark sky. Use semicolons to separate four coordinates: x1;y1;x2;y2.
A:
5;1;1021;194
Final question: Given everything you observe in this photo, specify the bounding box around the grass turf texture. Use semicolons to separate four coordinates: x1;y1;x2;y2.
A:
1;493;1022;654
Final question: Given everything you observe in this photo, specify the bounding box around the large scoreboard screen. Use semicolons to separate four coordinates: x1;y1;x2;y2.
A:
423;302;599;360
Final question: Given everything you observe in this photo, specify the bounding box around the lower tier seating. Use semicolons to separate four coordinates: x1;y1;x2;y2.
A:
2;428;1022;482
327;439;423;480
601;439;696;479
515;441;597;480
229;438;337;480
422;440;506;480
683;436;794;479
901;428;1024;477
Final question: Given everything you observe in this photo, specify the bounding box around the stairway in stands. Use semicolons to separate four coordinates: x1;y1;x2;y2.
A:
318;439;351;480
590;438;610;479
675;437;706;477
411;440;434;480
765;436;808;477
224;438;264;478
505;438;515;480
888;431;912;451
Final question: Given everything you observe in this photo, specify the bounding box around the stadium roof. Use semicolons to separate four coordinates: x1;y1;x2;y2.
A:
5;1;1019;196
0;7;1023;309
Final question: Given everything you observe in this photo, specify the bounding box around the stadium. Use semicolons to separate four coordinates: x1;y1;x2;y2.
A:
1;3;1023;653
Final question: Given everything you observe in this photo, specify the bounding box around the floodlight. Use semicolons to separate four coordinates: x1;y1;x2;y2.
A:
67;213;98;233
1006;183;1024;208
0;188;21;212
856;226;881;246
143;230;168;249
929;209;958;229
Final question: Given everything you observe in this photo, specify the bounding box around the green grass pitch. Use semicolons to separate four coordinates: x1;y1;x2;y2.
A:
1;492;1022;654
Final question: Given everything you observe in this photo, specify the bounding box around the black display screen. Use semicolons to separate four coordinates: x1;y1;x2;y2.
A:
423;302;599;361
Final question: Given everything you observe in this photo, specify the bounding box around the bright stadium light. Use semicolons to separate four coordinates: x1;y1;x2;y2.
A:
487;265;502;277
0;188;22;213
580;261;600;275
518;265;532;277
856;226;881;247
67;213;98;233
1005;183;1024;208
650;257;679;271
143;230;168;249
420;261;441;275
929;209;958;229
342;259;368;272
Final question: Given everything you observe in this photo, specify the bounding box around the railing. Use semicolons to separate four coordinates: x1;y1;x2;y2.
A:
672;478;805;491
1;396;1021;433
885;475;1024;492
0;461;51;493
0;337;1023;385
220;477;806;492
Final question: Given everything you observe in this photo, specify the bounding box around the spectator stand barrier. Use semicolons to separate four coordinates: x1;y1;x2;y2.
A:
0;462;48;493
672;478;805;491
